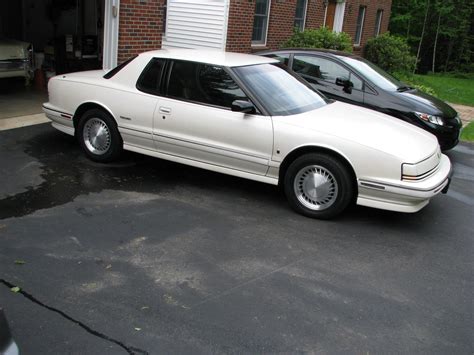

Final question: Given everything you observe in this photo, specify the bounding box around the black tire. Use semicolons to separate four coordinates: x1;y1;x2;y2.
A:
77;109;122;162
283;153;354;219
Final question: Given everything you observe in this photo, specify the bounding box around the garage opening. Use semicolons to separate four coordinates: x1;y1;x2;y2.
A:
0;0;107;121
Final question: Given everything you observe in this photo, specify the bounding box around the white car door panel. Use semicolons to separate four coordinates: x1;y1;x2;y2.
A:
153;98;273;175
108;88;158;150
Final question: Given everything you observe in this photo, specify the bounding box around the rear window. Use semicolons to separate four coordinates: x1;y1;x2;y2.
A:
136;58;166;95
103;56;137;79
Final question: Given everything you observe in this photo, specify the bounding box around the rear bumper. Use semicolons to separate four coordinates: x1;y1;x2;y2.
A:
42;103;75;136
357;154;452;213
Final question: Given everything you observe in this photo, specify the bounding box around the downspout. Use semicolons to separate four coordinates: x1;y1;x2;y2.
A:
103;0;120;69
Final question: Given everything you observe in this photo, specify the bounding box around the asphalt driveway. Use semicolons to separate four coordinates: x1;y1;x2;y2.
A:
0;123;473;354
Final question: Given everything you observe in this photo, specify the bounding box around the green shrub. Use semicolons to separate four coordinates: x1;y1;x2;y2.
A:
282;27;353;52
364;33;416;74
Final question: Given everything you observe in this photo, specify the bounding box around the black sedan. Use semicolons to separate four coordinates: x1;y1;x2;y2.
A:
258;49;462;150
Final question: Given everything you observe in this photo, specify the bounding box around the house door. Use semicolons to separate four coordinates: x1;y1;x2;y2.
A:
325;1;337;29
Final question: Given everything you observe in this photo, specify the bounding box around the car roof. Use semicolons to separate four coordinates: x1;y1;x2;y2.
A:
140;48;278;67
258;48;361;59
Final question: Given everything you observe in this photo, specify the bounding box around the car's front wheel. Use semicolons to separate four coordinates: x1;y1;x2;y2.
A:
284;153;354;219
77;109;122;162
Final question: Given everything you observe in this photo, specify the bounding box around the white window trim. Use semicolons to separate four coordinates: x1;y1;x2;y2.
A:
251;0;271;47
103;0;119;69
375;9;383;36
323;4;328;27
333;1;346;33
354;6;366;46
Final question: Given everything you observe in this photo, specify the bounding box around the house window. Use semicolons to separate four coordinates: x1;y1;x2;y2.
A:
354;6;366;46
294;0;307;31
374;9;383;36
252;0;270;45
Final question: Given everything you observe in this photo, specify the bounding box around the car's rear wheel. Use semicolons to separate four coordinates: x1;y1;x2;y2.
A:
77;109;122;162
284;153;354;219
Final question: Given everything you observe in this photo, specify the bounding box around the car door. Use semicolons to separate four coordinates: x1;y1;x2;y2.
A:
153;60;273;176
291;54;365;105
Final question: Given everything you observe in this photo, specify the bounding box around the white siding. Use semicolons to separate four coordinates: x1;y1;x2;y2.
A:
162;0;230;50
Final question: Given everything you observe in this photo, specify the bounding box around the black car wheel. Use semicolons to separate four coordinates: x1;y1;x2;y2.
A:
284;153;354;219
77;109;123;162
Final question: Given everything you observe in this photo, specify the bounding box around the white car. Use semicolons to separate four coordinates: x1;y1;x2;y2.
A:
43;49;452;219
0;37;33;83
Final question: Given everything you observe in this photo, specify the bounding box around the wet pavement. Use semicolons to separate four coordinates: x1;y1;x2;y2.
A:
0;123;473;354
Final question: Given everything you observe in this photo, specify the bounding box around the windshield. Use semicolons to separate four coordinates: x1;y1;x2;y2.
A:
233;64;326;116
338;56;404;91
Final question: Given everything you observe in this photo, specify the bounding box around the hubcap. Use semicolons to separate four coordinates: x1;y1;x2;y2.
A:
294;165;338;211
83;118;111;155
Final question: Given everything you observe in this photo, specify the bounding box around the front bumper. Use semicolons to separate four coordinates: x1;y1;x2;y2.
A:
0;58;31;79
357;154;452;213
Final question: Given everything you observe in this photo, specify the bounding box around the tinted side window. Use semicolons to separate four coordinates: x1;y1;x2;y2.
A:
293;55;363;90
167;61;247;109
137;58;165;94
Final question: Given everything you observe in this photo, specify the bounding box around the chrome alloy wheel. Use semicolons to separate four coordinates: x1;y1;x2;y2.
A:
293;165;338;211
82;118;111;155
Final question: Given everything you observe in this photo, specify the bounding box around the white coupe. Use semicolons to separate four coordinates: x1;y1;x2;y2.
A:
43;49;452;219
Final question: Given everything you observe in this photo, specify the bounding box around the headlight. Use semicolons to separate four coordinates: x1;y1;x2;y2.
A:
414;112;444;126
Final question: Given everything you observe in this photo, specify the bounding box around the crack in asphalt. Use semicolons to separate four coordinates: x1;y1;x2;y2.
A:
0;279;148;355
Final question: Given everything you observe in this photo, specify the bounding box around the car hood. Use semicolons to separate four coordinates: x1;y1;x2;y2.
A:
398;89;457;118
0;38;30;60
276;101;438;163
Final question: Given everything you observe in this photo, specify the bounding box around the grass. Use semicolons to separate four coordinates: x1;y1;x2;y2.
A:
460;122;474;142
411;74;474;106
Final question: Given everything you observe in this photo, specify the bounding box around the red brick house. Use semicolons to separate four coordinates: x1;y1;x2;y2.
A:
113;0;391;66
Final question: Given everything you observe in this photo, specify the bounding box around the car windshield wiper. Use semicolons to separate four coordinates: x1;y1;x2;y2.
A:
397;85;413;92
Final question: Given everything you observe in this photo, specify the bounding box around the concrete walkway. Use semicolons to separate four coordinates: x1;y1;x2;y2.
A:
0;113;49;131
450;103;474;126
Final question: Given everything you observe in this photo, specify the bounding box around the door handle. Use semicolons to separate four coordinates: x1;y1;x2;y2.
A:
159;107;171;114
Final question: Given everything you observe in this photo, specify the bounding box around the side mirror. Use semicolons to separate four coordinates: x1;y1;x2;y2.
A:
231;100;256;114
335;77;353;94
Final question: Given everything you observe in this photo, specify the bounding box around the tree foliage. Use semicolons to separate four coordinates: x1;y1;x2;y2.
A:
281;27;353;52
364;33;416;73
389;0;473;73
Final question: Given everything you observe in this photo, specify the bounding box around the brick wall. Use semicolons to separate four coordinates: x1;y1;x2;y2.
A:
341;0;392;55
117;0;392;60
226;0;391;53
305;0;326;29
226;0;255;52
117;0;165;63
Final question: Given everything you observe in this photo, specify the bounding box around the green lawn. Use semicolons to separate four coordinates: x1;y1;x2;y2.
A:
412;74;474;106
460;122;474;142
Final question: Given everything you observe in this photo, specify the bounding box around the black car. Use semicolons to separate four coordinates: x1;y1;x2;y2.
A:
258;49;462;150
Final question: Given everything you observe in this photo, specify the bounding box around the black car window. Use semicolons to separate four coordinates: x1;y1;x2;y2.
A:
167;60;248;109
292;55;363;91
136;58;166;94
265;53;290;66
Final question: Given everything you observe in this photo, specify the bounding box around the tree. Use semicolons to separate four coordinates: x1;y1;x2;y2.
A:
389;0;474;73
